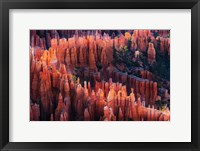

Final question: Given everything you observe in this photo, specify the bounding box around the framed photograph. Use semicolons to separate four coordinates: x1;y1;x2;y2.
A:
0;0;200;150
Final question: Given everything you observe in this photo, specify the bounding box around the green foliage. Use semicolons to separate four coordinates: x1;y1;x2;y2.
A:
151;37;170;81
112;47;118;64
72;75;77;83
112;38;170;82
96;62;102;71
127;39;132;50
161;104;168;111
166;34;170;38
112;46;140;70
153;50;170;81
147;37;151;43
123;46;128;52
155;100;162;109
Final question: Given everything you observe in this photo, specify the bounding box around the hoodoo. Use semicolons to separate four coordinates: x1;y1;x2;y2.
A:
30;30;170;121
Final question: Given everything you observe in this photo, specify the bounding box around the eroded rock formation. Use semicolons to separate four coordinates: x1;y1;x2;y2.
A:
30;30;170;121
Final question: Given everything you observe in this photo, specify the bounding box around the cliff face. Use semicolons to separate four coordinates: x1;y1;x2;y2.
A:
30;30;170;121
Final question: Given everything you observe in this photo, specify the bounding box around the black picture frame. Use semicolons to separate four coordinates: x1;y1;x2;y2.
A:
0;0;199;150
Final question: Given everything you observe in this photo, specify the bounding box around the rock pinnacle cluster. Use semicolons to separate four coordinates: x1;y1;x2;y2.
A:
30;30;170;121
